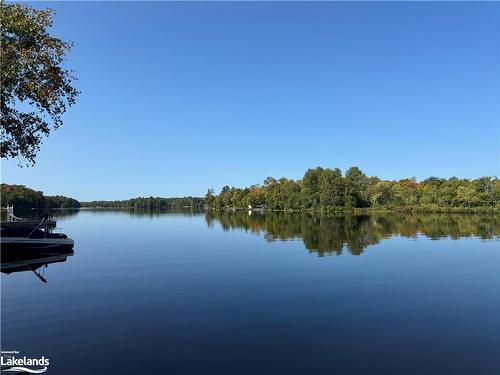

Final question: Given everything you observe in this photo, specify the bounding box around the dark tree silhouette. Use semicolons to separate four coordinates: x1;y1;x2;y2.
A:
1;3;78;165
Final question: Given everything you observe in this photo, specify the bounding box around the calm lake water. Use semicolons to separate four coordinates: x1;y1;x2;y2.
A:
2;210;499;374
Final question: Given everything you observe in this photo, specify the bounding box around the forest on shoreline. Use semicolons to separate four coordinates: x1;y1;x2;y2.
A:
80;197;204;210
205;167;500;213
1;184;81;210
3;165;499;215
0;184;203;212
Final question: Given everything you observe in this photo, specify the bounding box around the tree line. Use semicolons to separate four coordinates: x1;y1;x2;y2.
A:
1;184;81;210
0;184;204;212
81;197;204;210
205;167;500;212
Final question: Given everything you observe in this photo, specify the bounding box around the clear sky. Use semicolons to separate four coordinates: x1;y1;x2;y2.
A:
2;2;499;201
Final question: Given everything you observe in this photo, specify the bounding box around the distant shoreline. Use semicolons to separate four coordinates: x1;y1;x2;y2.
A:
212;206;500;214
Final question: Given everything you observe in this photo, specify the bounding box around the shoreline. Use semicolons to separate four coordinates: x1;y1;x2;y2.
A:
207;206;500;214
17;206;500;215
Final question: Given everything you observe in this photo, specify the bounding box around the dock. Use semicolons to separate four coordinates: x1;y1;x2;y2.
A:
1;205;57;229
1;220;57;229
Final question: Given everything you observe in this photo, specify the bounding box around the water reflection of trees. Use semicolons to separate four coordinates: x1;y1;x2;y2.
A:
82;208;204;218
205;211;500;256
1;208;205;221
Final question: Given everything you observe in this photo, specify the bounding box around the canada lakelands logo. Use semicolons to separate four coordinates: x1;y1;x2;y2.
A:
1;351;50;373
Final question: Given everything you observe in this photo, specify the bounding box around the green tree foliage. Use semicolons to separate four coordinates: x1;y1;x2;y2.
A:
204;188;216;208
246;185;266;207
319;168;344;208
205;166;499;211
81;196;204;209
301;167;323;208
1;3;78;164
344;166;369;208
45;195;81;209
1;183;80;210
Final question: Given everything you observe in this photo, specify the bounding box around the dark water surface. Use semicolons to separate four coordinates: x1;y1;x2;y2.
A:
2;210;499;374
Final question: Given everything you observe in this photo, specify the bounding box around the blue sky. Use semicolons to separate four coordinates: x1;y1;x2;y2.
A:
2;2;499;200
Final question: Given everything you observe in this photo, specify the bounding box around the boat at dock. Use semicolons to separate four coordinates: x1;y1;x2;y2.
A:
1;206;74;253
1;226;74;252
1;205;56;228
1;219;57;229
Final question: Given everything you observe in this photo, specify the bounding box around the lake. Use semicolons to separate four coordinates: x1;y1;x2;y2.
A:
2;210;499;374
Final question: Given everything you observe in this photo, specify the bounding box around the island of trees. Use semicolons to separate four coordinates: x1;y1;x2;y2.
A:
205;167;500;212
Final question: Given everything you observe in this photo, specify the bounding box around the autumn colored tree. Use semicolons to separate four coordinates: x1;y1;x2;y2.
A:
204;167;498;211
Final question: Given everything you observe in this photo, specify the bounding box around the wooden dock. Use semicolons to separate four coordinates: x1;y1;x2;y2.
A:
1;205;56;229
